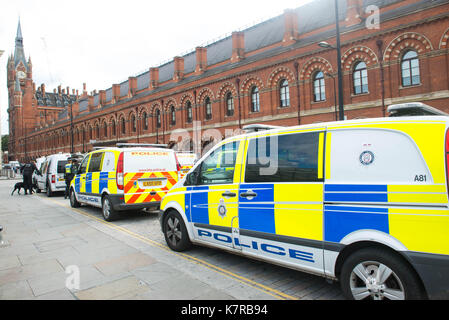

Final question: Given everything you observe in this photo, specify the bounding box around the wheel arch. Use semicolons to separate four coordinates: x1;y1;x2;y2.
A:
334;240;427;298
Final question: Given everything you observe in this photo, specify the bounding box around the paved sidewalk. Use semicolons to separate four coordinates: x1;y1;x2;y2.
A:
0;179;276;300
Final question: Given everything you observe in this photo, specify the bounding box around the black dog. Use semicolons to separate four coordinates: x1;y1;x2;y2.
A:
11;182;38;195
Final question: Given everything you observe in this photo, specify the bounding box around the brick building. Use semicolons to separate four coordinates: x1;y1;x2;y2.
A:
7;0;449;161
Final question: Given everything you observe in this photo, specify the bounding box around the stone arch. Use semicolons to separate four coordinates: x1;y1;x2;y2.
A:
384;32;433;62
163;98;178;112
267;66;296;88
217;81;238;100
180;93;194;108
341;45;379;71
240;76;264;94
149;102;162;116
299;57;333;80
197;87;214;105
439;27;449;49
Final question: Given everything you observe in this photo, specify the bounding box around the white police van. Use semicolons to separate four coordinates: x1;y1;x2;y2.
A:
159;103;449;300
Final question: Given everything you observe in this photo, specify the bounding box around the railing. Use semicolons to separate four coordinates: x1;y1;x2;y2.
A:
0;168;21;179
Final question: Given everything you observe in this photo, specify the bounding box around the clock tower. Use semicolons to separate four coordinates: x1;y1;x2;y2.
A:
7;19;35;161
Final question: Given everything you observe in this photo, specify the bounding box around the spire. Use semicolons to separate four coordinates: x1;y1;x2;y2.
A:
14;19;28;72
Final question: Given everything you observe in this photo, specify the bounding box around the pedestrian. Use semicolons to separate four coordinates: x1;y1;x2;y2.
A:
64;157;77;199
20;160;41;195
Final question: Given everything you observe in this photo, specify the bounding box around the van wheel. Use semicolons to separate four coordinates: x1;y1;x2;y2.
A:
102;195;119;222
69;189;80;208
340;247;425;300
163;210;191;252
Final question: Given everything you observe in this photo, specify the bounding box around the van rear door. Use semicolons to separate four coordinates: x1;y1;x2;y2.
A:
123;150;179;205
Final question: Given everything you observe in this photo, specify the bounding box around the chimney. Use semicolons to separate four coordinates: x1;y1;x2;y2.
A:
231;31;245;62
283;9;299;45
66;86;70;95
58;85;61;95
41;84;45;96
128;76;137;96
112;84;120;101
345;0;363;27
99;90;106;105
88;94;95;112
195;46;207;74
149;67;159;90
71;101;79;118
173;56;184;81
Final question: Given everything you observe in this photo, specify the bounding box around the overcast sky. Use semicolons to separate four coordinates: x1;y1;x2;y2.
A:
0;0;314;135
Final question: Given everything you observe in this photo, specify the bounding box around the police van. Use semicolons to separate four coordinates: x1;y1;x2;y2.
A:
159;103;449;300
36;153;71;196
70;144;180;221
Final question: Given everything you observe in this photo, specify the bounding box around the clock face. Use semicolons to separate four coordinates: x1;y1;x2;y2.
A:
17;71;26;79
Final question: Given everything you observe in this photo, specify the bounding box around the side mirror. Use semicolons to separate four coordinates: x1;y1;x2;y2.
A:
185;171;199;186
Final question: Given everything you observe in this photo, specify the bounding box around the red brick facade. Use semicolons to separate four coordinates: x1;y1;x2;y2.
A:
7;0;449;161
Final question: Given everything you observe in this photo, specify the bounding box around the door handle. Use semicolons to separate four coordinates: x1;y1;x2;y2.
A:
240;191;258;199
222;191;237;198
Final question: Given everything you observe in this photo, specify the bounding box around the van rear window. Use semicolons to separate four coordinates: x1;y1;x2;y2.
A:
57;161;68;174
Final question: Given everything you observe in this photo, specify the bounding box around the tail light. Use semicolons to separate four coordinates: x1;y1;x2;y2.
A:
51;174;56;184
446;130;449;198
174;153;181;180
116;152;124;190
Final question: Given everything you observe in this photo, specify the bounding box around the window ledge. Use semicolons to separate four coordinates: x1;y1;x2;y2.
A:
351;92;370;97
399;83;422;90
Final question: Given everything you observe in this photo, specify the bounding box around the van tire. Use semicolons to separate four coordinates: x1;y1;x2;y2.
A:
340;247;425;300
163;210;191;252
69;189;80;208
102;195;119;222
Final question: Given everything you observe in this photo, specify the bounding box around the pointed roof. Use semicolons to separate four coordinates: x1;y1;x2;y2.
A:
14;19;28;72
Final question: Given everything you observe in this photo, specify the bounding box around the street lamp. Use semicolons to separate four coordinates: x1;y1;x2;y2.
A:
317;0;345;121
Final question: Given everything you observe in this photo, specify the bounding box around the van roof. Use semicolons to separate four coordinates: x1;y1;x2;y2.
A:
90;147;174;153
226;115;449;142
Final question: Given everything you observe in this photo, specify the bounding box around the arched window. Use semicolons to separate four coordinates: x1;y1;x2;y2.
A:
156;109;161;128
205;97;212;120
186;101;193;123
95;124;100;139
401;50;420;87
111;121;116;136
170;106;176;125
279;79;290;107
142;112;148;130
353;62;368;95
251;86;260;112
131;114;137;132
313;71;325;102
226;92;234;116
103;122;108;137
121;117;126;134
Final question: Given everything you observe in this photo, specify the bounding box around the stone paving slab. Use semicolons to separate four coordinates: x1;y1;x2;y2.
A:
0;179;277;300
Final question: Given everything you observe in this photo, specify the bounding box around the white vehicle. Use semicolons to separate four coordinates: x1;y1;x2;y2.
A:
32;156;47;190
36;153;71;197
9;160;20;172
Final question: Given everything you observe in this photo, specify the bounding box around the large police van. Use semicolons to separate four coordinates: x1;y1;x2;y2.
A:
159;104;449;300
70;144;180;221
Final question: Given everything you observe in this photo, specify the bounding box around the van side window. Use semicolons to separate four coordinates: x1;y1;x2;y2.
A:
198;141;240;185
245;132;321;183
78;156;89;174
88;152;104;173
102;152;115;172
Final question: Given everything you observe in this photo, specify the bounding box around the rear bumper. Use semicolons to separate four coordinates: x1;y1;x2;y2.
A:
403;251;449;299
108;194;161;212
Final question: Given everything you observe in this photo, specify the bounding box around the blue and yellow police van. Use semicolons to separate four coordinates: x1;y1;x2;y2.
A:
70;144;180;221
159;103;449;300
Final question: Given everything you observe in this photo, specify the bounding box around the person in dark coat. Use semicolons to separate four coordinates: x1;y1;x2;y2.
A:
20;160;41;195
64;157;78;199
